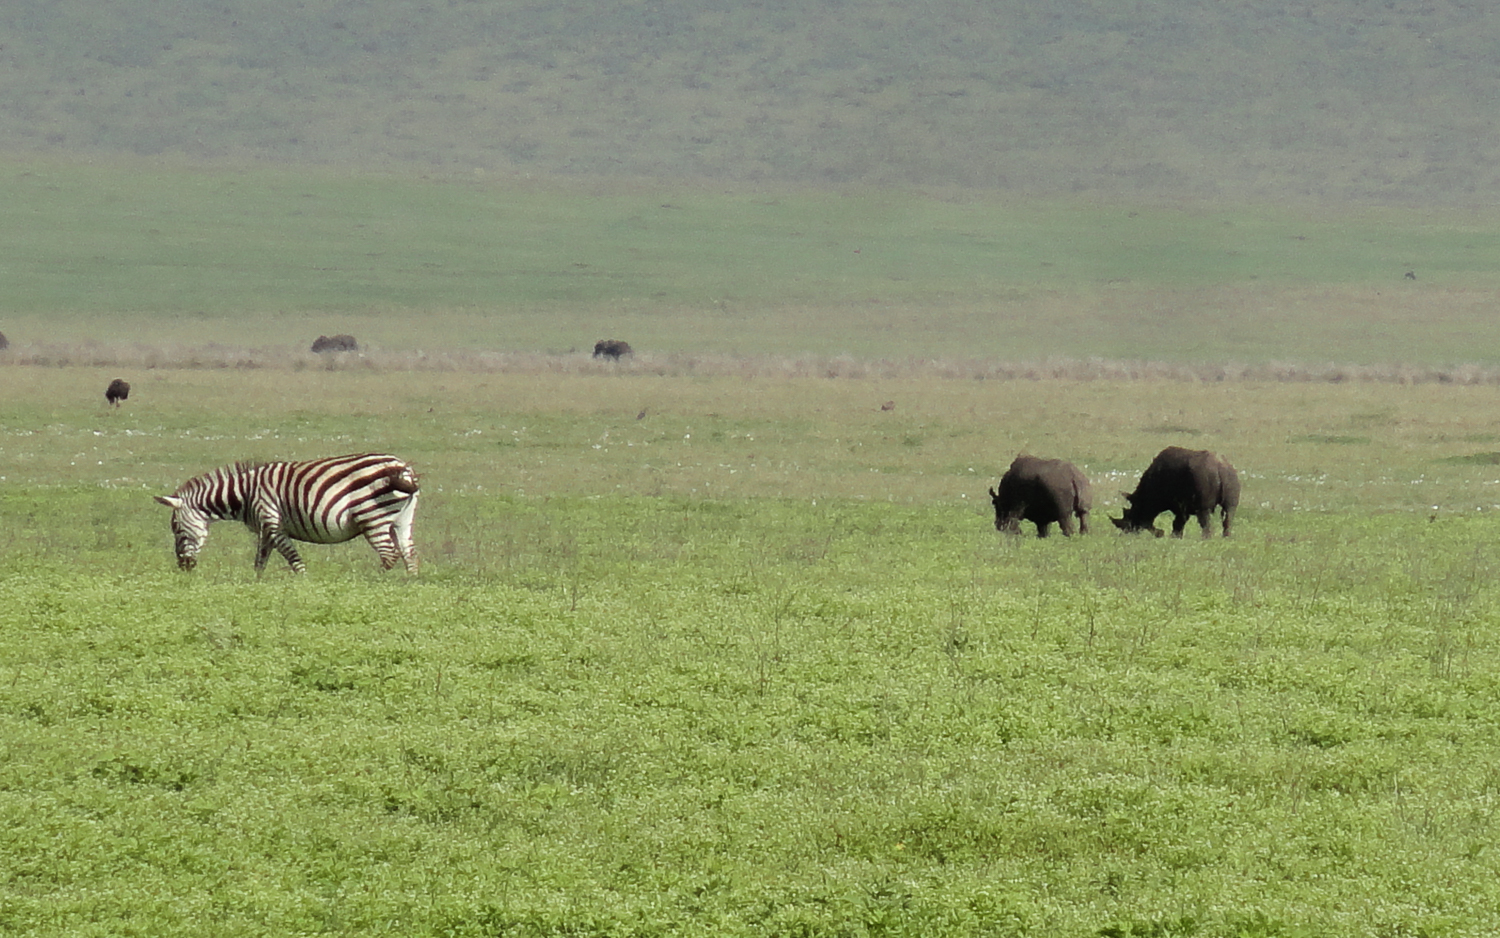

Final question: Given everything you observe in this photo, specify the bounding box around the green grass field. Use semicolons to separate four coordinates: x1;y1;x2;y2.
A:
5;162;1500;364
6;363;1500;936
7;161;1500;936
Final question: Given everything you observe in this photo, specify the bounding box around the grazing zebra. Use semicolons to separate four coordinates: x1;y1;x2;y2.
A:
154;453;420;574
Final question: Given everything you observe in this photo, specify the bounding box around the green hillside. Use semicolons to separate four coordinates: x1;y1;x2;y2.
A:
4;0;1497;203
3;163;1496;363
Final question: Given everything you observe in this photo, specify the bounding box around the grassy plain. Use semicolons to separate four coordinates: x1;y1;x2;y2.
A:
6;363;1500;936
7;159;1500;935
5;162;1500;363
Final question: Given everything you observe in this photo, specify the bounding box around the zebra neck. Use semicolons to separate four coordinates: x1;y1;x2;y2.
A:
195;468;257;521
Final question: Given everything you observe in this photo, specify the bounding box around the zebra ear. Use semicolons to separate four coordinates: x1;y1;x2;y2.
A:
155;495;183;509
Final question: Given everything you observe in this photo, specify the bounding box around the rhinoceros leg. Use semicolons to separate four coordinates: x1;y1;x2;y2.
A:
1168;512;1187;537
1197;510;1215;538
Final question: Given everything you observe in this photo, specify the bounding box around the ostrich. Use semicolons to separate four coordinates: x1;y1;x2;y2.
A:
106;378;131;407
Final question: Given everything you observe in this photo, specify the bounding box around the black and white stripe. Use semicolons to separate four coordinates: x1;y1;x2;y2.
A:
155;453;420;573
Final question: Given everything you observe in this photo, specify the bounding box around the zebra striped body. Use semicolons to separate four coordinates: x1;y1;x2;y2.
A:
155;454;420;574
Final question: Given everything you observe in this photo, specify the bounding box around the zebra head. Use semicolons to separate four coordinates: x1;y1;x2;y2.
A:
153;494;212;570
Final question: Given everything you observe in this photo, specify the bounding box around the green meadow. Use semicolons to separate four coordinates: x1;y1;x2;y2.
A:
7;366;1500;936
7;165;1500;936
4;162;1500;363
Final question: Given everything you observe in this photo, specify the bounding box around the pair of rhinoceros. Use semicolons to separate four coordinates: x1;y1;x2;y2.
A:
989;446;1240;539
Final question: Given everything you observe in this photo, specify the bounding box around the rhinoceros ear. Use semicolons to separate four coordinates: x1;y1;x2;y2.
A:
1120;491;1134;503
988;486;998;499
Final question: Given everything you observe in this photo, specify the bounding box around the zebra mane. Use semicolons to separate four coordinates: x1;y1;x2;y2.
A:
173;459;268;495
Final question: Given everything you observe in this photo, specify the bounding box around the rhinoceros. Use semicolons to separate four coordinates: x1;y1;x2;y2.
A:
592;339;632;360
1112;446;1240;538
311;334;358;353
989;454;1092;538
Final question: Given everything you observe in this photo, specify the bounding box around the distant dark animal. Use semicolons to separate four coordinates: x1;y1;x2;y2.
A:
311;334;358;353
1404;271;1417;280
989;455;1092;538
155;453;420;574
880;400;895;411
105;378;130;407
593;339;632;360
0;331;9;350
1113;446;1240;538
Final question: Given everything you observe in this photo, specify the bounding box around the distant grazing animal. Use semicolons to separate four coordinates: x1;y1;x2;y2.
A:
989;455;1092;538
105;378;130;407
0;331;9;350
880;400;895;411
593;339;632;360
1404;270;1417;280
1113;446;1240;538
311;334;359;353
154;453;420;574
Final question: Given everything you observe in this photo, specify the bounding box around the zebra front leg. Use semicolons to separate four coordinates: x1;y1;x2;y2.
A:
255;533;274;573
257;527;306;574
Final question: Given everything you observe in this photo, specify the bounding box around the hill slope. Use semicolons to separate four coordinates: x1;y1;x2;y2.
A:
3;0;1496;203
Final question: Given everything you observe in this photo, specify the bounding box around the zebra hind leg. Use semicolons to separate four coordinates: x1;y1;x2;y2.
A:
364;524;408;571
386;494;420;573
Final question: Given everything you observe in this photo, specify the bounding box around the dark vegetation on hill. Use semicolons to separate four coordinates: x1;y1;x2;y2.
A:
3;0;1495;203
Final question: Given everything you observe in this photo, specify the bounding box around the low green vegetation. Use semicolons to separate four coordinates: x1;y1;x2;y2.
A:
4;366;1500;935
10;4;1500;929
7;151;1500;934
5;162;1500;363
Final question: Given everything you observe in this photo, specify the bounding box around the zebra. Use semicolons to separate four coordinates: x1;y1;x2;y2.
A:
154;453;420;574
